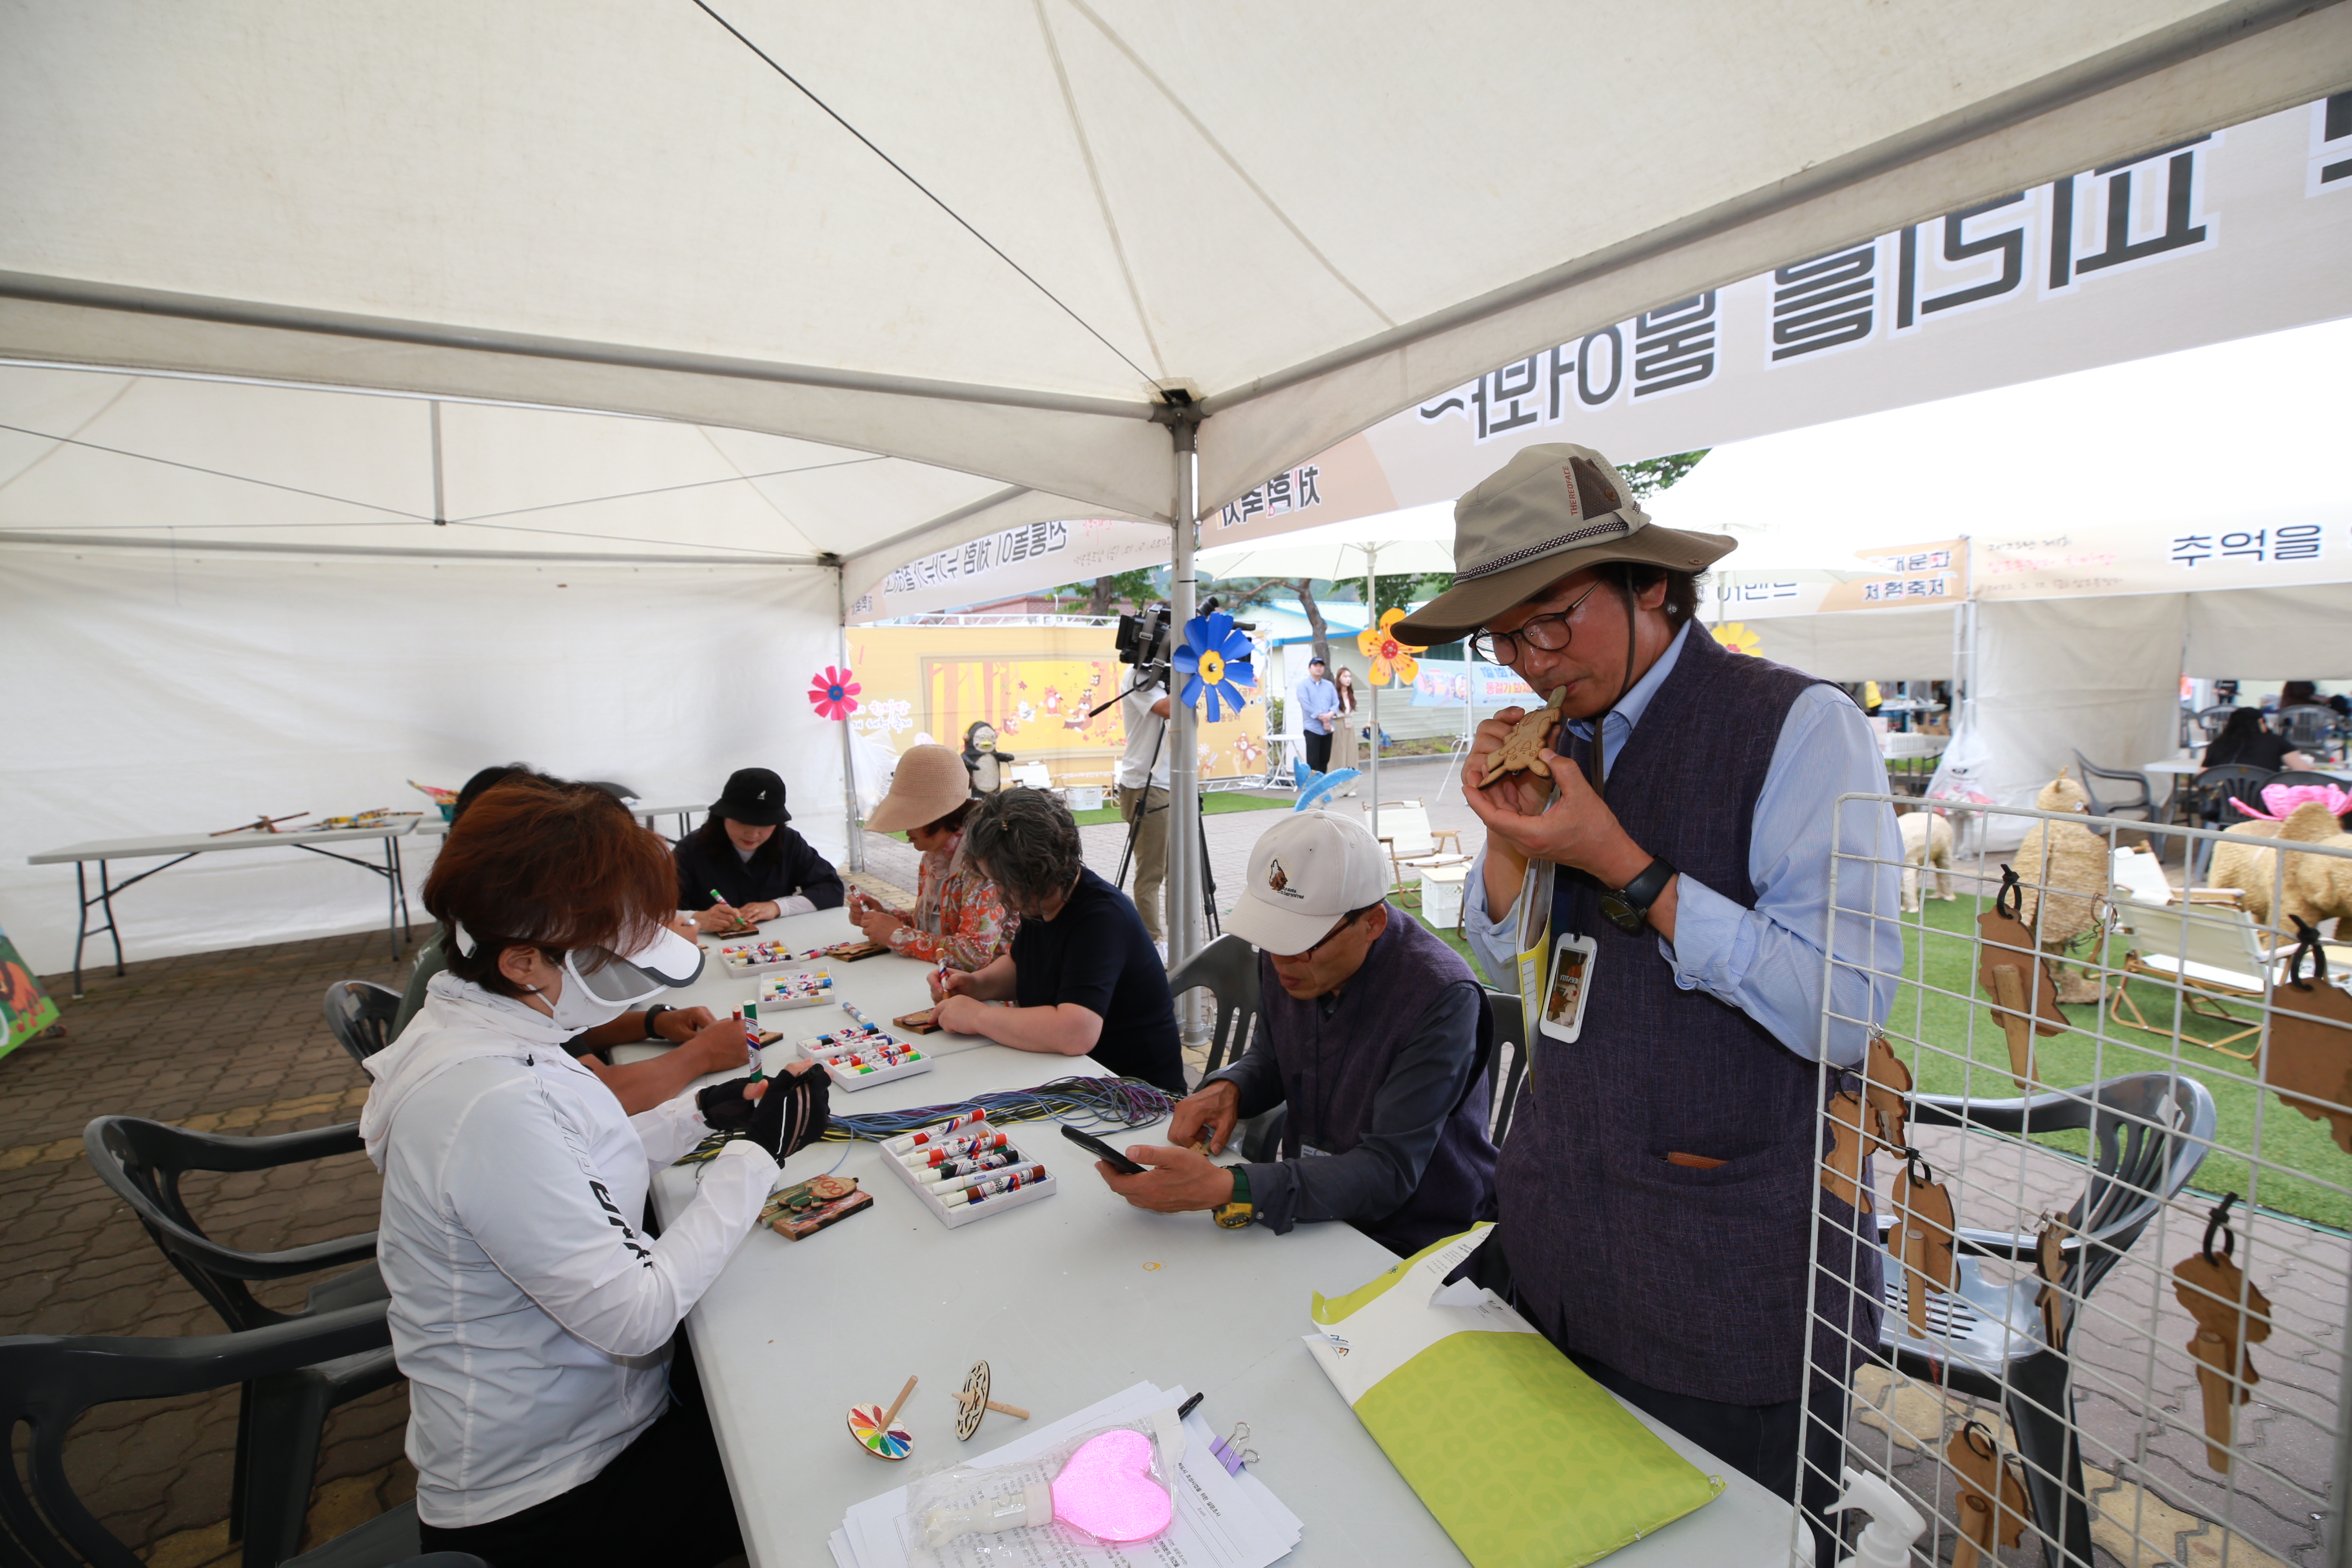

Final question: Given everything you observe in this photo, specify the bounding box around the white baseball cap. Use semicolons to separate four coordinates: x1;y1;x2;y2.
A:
1226;810;1391;956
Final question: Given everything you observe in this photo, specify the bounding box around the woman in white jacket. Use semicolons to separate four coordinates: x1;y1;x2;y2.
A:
362;775;813;1566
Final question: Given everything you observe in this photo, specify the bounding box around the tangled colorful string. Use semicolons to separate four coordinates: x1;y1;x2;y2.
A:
676;1075;1172;1166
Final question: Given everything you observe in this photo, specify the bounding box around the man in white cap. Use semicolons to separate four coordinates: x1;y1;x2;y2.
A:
1093;809;1496;1256
1391;444;1900;1547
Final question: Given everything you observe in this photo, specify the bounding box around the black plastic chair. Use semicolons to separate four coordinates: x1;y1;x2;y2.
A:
2177;765;2280;881
2192;705;2238;741
0;1302;468;1568
324;980;402;1069
2068;751;2156;830
2272;704;2337;751
1484;987;1533;1148
1875;1073;2216;1568
83;1117;396;1558
1167;933;1261;1082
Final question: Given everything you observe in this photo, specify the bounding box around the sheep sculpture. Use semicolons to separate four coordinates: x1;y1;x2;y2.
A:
1899;811;1955;913
2014;770;2110;1003
2206;787;2352;932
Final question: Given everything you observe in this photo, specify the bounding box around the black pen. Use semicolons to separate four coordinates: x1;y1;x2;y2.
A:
1177;1391;1204;1420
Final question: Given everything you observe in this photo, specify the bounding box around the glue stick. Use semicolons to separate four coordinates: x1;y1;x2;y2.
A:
886;1113;986;1155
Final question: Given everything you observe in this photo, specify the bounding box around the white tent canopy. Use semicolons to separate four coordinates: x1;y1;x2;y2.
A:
5;0;2346;562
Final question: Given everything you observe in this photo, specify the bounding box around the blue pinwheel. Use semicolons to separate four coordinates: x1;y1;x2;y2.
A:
1171;611;1256;721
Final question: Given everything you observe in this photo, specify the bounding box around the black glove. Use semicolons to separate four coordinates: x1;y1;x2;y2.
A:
697;1067;830;1161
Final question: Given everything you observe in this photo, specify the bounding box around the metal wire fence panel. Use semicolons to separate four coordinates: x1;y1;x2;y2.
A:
1801;794;2352;1568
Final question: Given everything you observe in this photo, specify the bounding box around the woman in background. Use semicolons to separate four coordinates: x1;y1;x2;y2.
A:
675;767;845;930
848;744;1015;971
1328;665;1362;792
2204;707;2310;774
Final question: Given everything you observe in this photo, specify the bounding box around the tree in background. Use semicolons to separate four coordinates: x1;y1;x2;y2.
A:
1618;449;1707;500
1057;568;1162;617
1200;577;1336;669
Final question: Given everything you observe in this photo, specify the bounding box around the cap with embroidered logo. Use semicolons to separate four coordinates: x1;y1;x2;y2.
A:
709;767;789;827
1226;809;1391;956
1393;442;1737;646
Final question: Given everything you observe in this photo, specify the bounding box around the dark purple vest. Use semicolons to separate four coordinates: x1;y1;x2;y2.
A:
1496;627;1881;1406
1259;909;1498;1257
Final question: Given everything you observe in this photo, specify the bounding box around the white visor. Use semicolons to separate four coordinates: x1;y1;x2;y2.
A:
452;919;705;1004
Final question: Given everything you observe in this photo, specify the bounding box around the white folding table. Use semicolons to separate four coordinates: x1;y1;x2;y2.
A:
410;800;703;839
25;819;424;996
624;907;1801;1568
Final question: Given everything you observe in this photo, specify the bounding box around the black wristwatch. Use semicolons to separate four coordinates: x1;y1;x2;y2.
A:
1600;857;1677;936
643;1004;674;1043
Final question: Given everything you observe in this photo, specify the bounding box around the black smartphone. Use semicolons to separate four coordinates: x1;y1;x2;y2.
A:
1061;1123;1147;1175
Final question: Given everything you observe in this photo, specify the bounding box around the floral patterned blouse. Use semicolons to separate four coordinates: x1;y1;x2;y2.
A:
884;837;1015;971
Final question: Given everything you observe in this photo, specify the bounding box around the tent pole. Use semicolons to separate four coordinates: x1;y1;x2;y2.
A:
838;569;863;874
1166;415;1202;994
1366;545;1379;845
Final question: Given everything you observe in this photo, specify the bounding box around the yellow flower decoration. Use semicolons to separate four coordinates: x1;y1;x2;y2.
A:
1712;622;1762;656
1356;607;1427;686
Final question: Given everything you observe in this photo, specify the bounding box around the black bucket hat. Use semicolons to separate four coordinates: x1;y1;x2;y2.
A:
709;767;789;827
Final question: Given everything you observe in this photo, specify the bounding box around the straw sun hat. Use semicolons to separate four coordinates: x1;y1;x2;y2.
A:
866;744;977;834
1394;442;1738;646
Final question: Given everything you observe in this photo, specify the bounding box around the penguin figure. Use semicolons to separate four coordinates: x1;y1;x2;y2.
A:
962;721;1011;793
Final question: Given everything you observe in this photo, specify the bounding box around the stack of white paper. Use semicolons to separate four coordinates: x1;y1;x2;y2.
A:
830;1382;1300;1568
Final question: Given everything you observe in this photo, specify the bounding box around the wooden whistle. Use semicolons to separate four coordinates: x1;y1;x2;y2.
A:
1861;1034;1913;1155
2032;1214;2073;1354
2171;1243;2271;1473
1889;1156;1957;1336
1819;1092;1870;1214
1946;1420;2031;1568
2264;921;2352;1157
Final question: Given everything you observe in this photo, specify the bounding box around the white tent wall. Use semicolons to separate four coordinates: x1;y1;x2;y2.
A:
2184;582;2352;678
1745;607;1958;684
0;549;846;977
1972;594;2188;844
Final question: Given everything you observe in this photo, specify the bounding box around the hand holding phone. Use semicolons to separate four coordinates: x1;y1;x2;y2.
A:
1061;1123;1147;1175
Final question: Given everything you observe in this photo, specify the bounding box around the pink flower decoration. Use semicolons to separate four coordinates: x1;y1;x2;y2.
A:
808;665;861;721
2229;781;2352;821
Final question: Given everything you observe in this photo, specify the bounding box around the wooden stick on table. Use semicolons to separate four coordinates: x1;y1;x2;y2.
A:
877;1376;918;1433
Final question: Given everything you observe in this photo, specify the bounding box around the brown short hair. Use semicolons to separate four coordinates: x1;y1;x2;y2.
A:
423;776;677;997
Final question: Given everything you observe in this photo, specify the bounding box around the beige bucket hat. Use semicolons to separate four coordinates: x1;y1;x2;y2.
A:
1393;443;1737;646
865;744;975;834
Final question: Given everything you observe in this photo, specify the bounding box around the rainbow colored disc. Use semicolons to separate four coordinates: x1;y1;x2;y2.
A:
847;1403;913;1460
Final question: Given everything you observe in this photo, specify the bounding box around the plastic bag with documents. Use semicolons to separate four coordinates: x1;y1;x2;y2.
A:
1305;1225;1723;1568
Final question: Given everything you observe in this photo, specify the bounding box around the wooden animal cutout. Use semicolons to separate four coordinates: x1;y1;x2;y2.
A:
1977;865;2067;1090
1888;1152;1957;1336
1819;1091;1870;1214
1946;1419;2032;1568
1862;1033;1913;1154
1479;687;1566;787
2264;918;2352;1157
2170;1197;2272;1473
2032;1213;2073;1353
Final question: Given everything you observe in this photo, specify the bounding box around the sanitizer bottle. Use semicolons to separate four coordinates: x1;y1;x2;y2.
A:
1825;1466;1926;1568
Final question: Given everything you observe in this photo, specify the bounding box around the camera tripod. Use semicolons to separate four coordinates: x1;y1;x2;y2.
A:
1108;670;1220;942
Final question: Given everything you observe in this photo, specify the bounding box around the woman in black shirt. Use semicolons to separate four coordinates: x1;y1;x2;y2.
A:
674;768;845;932
931;788;1185;1095
2202;708;2311;774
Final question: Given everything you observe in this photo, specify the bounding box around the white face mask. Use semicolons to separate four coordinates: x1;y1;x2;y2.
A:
524;971;629;1034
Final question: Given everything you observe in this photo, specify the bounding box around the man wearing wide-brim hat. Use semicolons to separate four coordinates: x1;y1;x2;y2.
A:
1395;444;1901;1548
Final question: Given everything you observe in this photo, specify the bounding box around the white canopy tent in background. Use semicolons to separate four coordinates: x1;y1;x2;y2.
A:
5;2;2348;976
1656;317;2352;818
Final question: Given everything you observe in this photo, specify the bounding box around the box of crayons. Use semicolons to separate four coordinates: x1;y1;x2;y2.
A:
879;1113;1055;1230
716;939;805;975
758;969;836;1009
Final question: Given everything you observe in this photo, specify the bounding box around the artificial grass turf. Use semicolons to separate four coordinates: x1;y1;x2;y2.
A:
1067;790;1295;828
1887;890;2352;1231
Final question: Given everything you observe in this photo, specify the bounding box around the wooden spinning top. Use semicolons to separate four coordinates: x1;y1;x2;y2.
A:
848;1375;917;1460
954;1359;1031;1441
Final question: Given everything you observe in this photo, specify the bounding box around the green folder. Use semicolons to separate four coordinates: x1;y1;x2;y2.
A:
1307;1225;1723;1568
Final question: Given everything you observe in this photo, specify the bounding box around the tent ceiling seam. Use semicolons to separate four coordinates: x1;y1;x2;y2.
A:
1193;0;2338;417
0;272;1160;421
685;0;1161;393
0;418;431;521
691;424;815;541
1061;0;1396;333
0;373;135;498
852;484;1039;563
0;529;825;567
446;455;887;525
1032;0;1168;380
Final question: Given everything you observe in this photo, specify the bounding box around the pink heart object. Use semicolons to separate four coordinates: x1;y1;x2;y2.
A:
1050;1429;1172;1543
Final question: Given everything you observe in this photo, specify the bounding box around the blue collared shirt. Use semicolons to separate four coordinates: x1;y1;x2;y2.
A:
1463;623;1901;1066
1294;676;1340;736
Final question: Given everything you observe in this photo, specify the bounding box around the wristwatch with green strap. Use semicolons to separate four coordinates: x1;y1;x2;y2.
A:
1213;1166;1253;1229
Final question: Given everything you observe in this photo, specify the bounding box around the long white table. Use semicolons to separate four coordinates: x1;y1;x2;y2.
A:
411;800;703;838
25;819;425;995
628;907;1801;1568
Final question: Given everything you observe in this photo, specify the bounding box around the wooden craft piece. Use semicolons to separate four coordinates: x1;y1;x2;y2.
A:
826;940;892;962
849;1375;918;1460
2263;920;2352;1156
1478;687;1566;788
1888;1155;1957;1335
1819;1092;1870;1214
894;1007;943;1035
2171;1206;2272;1474
2033;1214;2073;1353
952;1358;1031;1442
1862;1033;1913;1154
1977;867;2066;1091
1946;1420;2032;1568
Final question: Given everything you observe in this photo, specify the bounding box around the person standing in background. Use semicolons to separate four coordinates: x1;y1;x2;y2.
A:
1294;656;1340;774
1328;665;1362;792
1115;666;1173;945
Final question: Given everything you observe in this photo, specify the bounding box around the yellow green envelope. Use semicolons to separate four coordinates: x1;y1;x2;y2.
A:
1306;1225;1723;1568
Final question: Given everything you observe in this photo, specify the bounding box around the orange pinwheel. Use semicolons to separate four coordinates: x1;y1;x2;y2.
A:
1711;622;1763;656
1357;608;1427;686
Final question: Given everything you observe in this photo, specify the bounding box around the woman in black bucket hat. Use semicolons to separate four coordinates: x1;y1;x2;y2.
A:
674;767;845;931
